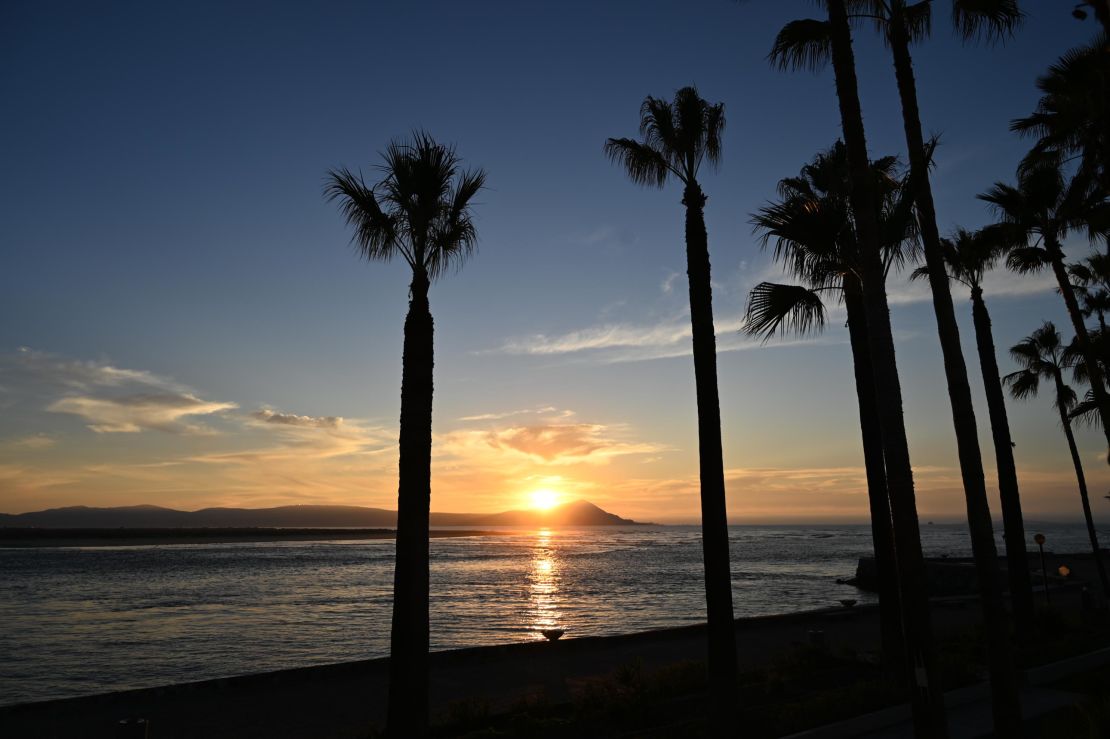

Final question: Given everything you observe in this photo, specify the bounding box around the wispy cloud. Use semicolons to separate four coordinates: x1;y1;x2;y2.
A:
491;312;843;364
48;393;236;434
458;405;567;422
7;434;55;450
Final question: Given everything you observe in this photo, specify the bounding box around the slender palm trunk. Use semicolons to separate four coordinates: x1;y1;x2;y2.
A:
887;26;1022;731
682;181;738;705
844;278;902;668
1054;375;1110;598
970;287;1036;634
386;269;434;738
1047;235;1110;454
826;3;948;735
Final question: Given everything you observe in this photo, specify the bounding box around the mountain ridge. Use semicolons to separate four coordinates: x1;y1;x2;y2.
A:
0;499;650;528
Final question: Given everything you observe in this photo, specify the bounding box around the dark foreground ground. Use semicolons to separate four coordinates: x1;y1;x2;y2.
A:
3;552;1109;738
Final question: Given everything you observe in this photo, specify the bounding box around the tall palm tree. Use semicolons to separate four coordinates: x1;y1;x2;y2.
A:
324;132;485;737
604;87;737;706
981;165;1110;459
1005;323;1110;597
861;4;1027;726
923;228;1035;633
769;5;948;734
744;142;914;667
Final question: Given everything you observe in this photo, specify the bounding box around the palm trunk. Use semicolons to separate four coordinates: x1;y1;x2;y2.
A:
1054;375;1110;598
1052;370;1105;594
682;181;738;708
970;287;1036;634
385;269;434;738
844;278;902;668
887;25;1022;732
826;3;948;735
1047;234;1110;455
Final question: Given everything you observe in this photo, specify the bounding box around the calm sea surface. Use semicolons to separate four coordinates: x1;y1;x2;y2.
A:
1;523;1104;706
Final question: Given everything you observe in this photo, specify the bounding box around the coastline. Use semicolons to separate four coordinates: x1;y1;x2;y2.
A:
2;585;1095;739
0;527;501;548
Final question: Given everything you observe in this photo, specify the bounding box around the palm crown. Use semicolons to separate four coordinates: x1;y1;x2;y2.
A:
603;86;724;188
767;1;1021;75
324;131;486;280
1004;322;1078;413
744;142;915;340
978;165;1106;273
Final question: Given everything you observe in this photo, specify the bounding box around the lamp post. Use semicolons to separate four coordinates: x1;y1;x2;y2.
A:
1035;533;1050;607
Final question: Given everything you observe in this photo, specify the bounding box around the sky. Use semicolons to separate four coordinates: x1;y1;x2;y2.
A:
2;0;1108;524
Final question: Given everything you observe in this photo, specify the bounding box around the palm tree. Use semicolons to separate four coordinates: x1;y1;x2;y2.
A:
604;87;737;706
1012;32;1110;193
324;132;485;737
862;4;1026;725
923;228;1035;633
981;165;1110;459
1005;323;1110;597
770;4;948;734
744;142;914;667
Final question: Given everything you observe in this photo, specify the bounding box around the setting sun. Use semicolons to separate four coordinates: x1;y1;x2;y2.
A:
529;489;560;510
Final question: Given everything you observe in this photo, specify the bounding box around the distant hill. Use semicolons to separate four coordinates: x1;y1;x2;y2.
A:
0;500;648;528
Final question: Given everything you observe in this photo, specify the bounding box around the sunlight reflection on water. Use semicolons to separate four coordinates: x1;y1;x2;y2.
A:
526;528;560;638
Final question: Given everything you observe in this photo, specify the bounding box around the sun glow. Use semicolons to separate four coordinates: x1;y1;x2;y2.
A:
529;489;560;510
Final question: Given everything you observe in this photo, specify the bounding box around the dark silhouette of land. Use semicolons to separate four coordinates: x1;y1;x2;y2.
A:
0;527;499;548
0;499;647;530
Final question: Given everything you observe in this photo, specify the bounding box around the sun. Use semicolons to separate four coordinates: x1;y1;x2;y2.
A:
529;489;560;511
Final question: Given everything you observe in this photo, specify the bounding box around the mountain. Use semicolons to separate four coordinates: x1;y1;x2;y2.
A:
0;500;647;528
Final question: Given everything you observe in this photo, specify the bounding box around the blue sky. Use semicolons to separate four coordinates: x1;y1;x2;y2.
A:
2;0;1108;523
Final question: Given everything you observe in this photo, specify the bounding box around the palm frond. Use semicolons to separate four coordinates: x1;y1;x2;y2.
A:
1070;390;1102;428
901;1;933;44
951;0;1023;44
603;138;671;188
323;167;406;266
768;19;833;73
1003;369;1040;400
743;282;828;341
1006;246;1051;274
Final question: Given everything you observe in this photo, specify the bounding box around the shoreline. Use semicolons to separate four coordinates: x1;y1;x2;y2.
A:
3;553;1104;738
0;527;502;548
2;585;1096;738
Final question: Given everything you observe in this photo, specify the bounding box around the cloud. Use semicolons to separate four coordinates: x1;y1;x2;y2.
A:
457;406;570;422
250;409;342;429
48;393;236;434
2;347;190;394
8;434;55;450
440;421;667;466
492;313;842;364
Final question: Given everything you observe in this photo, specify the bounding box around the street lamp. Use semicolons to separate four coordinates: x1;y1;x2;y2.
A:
1035;533;1050;607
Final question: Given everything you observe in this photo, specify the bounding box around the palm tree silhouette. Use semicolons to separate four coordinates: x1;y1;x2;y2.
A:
1005;322;1110;597
981;164;1110;459
324;132;485;737
857;3;1028;726
745;141;914;668
1012;33;1110;194
604;87;738;704
920;228;1035;633
770;4;948;733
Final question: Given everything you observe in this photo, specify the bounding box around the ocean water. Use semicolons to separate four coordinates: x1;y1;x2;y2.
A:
0;522;1103;706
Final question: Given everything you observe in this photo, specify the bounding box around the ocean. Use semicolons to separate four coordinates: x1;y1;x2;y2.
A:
1;522;1103;706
